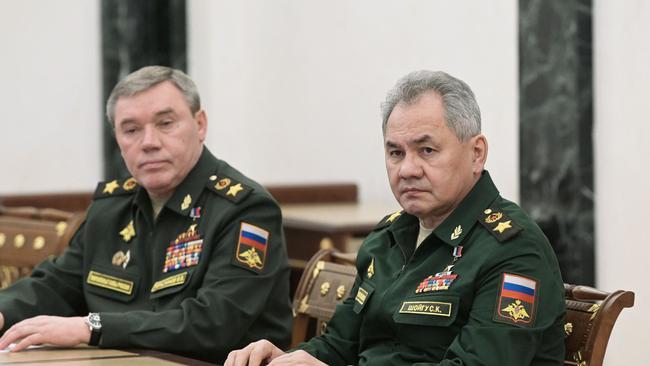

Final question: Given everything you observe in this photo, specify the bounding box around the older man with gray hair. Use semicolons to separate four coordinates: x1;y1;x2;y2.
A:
0;66;292;364
225;70;565;366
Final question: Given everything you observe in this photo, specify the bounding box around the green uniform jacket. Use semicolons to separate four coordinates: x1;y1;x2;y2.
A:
297;171;565;365
0;148;292;363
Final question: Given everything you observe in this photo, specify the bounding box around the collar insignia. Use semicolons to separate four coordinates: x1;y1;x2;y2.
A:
120;220;136;242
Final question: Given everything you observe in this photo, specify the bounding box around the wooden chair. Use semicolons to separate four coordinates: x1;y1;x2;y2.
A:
291;248;358;348
563;283;635;366
0;205;85;288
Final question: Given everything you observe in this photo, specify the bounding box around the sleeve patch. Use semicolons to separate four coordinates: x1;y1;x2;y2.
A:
493;273;538;327
232;222;269;273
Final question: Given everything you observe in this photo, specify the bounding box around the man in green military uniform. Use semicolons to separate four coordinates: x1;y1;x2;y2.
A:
0;66;292;363
225;71;565;365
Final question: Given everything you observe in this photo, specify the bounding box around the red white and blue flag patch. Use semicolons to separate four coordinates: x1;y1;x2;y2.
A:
494;273;538;326
235;222;269;272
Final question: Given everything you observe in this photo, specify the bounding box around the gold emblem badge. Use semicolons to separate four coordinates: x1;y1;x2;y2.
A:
367;257;375;279
227;183;244;197
112;250;131;268
450;225;462;240
103;180;119;194
215;178;231;190
493;220;512;234
122;177;137;191
181;194;192;211
238;248;264;269
120;220;136;242
320;282;331;296
485;212;503;224
501;299;530;321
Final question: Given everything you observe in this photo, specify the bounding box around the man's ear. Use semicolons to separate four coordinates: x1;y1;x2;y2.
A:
470;134;488;174
196;110;208;143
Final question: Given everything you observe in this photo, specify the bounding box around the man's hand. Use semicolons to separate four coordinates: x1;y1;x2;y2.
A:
266;350;327;366
0;315;91;351
224;339;287;366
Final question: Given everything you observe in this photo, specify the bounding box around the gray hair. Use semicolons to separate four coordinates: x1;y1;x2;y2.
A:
106;66;201;125
381;70;481;141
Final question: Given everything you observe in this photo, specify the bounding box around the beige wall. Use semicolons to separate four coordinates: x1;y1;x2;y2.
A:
187;0;519;204
594;1;650;364
0;0;102;193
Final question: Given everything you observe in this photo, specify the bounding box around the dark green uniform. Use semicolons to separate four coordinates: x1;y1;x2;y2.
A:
297;171;565;365
0;148;292;363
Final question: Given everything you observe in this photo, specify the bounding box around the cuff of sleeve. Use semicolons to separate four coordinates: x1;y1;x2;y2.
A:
96;312;132;347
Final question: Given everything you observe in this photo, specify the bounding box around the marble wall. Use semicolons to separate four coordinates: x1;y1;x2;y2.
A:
101;0;187;179
519;0;594;285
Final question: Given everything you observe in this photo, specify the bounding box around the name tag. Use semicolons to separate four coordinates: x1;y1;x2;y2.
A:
87;270;134;295
398;301;452;317
151;271;188;293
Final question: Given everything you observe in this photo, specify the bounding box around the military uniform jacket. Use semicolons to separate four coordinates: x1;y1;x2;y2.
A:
0;148;292;363
297;171;565;365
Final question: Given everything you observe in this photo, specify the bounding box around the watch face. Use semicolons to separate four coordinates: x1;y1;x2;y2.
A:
88;313;102;329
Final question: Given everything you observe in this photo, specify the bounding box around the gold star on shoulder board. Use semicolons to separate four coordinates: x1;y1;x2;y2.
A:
493;220;512;234
227;183;244;197
103;180;119;194
386;211;402;223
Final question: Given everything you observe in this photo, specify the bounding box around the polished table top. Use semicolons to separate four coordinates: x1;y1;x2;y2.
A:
280;202;400;233
0;346;216;365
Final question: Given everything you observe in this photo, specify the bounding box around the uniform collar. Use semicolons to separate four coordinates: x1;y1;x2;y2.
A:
433;170;499;247
133;147;219;218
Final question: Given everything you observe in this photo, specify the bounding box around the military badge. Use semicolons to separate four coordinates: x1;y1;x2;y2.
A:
235;222;269;272
415;265;458;293
227;183;244;197
216;178;231;190
162;225;203;273
122;177;137;191
181;194;192;211
112;250;131;269
120;220;136;242
494;273;537;326
190;207;202;220
367;258;375;279
103;180;119;194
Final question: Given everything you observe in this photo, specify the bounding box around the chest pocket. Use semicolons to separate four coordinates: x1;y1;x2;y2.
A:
149;270;195;300
353;281;375;314
393;294;459;327
85;264;139;303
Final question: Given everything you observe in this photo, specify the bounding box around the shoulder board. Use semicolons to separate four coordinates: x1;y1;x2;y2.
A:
372;210;403;231
206;175;252;203
477;207;523;242
93;177;138;199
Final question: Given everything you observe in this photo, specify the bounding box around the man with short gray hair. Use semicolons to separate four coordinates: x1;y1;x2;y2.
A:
0;66;292;364
225;70;565;365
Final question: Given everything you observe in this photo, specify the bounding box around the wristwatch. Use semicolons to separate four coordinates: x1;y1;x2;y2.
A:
85;313;102;346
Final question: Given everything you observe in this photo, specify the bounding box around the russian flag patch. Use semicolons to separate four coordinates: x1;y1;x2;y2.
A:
234;222;269;272
494;273;538;326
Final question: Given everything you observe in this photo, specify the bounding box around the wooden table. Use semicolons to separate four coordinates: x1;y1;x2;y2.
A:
280;202;399;295
0;346;216;365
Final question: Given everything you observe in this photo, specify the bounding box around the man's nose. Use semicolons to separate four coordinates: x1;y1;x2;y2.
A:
140;125;162;150
399;153;424;179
